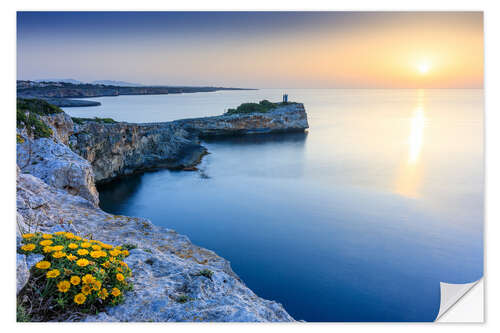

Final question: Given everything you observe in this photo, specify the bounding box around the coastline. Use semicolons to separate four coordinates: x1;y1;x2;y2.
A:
16;99;308;322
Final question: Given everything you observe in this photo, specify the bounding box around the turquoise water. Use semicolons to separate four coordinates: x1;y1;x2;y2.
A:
64;89;484;321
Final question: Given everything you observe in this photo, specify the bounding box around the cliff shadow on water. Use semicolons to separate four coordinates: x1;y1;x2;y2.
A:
98;131;309;213
201;130;308;146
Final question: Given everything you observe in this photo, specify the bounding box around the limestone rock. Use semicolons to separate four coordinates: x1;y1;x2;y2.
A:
15;171;294;322
17;135;99;206
175;103;309;137
41;112;74;144
70;122;207;183
70;103;308;183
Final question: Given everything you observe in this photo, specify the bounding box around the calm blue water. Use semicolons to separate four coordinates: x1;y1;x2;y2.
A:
64;89;484;321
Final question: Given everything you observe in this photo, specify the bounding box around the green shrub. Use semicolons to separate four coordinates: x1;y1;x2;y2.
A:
226;100;278;115
72;117;117;125
17;98;63;116
176;295;194;303
17;108;53;139
16;303;31;322
18;231;133;321
193;269;213;280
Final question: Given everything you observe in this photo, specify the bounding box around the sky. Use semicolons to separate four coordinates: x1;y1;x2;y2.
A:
17;12;483;88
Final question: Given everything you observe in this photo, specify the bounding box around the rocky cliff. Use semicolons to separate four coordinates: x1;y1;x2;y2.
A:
16;169;293;322
17;109;99;206
16;100;308;322
70;103;308;183
175;103;308;137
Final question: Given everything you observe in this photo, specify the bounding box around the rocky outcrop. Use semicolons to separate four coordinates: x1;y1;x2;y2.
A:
41;112;74;144
17;111;99;206
16;170;293;322
17;136;99;206
70;103;308;183
70;122;207;183
175;103;309;137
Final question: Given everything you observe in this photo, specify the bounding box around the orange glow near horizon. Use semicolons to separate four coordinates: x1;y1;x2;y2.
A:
17;12;483;88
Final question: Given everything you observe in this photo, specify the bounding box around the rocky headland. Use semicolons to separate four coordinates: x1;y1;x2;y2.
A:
16;99;308;322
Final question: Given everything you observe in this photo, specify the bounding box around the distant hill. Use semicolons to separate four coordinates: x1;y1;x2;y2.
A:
35;78;82;84
91;80;143;87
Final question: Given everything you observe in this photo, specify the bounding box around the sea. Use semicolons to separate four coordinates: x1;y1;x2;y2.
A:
63;89;484;321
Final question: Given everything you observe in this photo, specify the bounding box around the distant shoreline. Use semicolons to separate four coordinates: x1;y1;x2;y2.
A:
17;80;257;107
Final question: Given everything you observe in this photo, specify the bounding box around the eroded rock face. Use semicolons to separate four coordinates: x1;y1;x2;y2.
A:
175;103;309;137
42;112;74;145
17;135;99;206
16;171;294;322
70;122;207;183
70;103;308;183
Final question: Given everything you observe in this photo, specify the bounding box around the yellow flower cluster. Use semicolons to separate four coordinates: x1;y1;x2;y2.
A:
19;231;132;311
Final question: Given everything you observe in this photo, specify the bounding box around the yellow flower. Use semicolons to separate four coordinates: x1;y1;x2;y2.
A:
74;293;86;305
42;234;53;239
66;254;77;261
51;245;64;251
111;287;121;297
99;251;107;257
70;276;81;285
98;288;109;299
92;280;102;291
109;250;120;257
90;251;102;258
117;267;123;272
116;273;125;281
46;269;60;278
121;250;130;257
43;246;53;253
77;249;89;256
35;261;51;269
65;232;75;239
40;240;53;246
21;243;36;251
101;261;111;268
109;257;116;262
68;243;78;249
119;261;128;267
57;280;71;293
91;245;102;251
52;251;66;259
81;242;91;248
81;285;92;295
115;246;122;250
76;258;89;267
82;274;96;284
22;233;35;239
101;243;113;249
54;231;66;235
75;236;82;241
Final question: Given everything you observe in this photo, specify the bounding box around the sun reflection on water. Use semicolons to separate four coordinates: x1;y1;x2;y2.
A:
408;107;425;164
394;94;427;198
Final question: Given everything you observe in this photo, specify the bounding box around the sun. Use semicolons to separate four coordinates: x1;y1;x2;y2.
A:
417;63;430;75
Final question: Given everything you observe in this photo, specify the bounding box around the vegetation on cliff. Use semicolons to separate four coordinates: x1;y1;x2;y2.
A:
18;231;132;321
16;98;63;138
225;100;296;115
72;117;117;125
